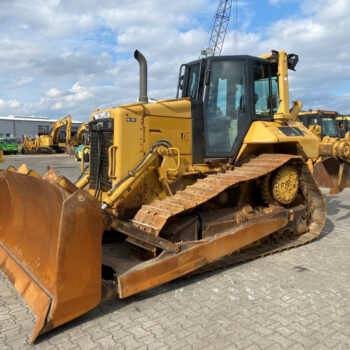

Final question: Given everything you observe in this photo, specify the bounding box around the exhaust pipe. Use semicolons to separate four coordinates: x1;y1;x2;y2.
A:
134;50;148;104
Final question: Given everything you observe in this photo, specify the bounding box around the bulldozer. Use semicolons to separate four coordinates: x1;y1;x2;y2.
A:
66;121;89;155
336;114;350;138
21;115;72;154
0;50;326;343
299;110;350;195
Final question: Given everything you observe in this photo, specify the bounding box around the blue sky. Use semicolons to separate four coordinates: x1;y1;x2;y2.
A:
0;0;349;119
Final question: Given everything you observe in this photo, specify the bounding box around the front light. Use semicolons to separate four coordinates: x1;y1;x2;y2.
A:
93;111;111;120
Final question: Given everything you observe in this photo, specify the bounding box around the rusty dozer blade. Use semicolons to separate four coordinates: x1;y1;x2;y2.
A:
0;170;104;343
313;157;350;195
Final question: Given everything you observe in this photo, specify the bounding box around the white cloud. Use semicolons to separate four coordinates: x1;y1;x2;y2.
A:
222;0;350;113
0;98;21;110
0;0;349;119
12;78;34;88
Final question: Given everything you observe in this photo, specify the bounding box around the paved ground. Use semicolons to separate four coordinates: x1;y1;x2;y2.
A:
0;154;82;181
0;154;349;349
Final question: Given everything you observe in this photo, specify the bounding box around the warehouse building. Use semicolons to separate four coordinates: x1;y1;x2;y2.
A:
0;115;82;139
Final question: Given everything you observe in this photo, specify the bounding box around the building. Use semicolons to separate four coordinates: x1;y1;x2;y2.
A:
0;115;83;139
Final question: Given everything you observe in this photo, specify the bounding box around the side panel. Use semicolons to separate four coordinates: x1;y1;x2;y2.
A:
114;108;144;183
237;120;319;161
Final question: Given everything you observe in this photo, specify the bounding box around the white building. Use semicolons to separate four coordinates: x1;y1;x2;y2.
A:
0;115;83;139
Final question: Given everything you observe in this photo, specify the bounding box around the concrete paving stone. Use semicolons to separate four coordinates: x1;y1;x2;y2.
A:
117;334;144;348
146;341;167;350
97;335;121;349
69;335;101;349
0;158;350;349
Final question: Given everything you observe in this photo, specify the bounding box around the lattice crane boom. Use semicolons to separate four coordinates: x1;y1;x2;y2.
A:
201;0;233;57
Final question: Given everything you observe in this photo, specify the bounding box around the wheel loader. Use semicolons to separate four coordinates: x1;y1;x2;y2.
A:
0;50;326;343
299;110;350;195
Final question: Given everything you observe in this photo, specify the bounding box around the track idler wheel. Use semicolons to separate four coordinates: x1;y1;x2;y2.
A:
261;165;299;205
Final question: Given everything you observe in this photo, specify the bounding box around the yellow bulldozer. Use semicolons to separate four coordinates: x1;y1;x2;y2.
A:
0;50;326;343
299;110;350;195
66;121;89;155
21;115;72;154
336;114;350;138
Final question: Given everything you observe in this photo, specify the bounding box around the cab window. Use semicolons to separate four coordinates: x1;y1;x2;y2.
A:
186;64;200;99
254;63;279;116
205;60;246;154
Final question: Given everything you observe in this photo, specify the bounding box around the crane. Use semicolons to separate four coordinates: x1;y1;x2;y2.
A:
201;0;233;57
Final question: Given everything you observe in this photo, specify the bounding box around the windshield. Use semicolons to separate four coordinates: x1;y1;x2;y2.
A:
204;60;247;154
3;138;17;144
322;118;338;137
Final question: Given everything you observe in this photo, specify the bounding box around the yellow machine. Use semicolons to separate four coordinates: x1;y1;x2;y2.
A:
299;110;350;195
0;149;3;163
21;115;72;153
336;115;350;139
66;122;88;155
0;50;326;343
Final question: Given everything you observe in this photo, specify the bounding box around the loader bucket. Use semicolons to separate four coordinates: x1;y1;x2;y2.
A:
0;170;104;343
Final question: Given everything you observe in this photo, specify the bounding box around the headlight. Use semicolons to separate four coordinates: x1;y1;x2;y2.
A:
93;111;111;120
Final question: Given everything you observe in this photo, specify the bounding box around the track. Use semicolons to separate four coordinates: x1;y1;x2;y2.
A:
131;153;326;272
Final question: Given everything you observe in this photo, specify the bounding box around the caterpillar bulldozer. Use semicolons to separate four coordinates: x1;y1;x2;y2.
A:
66;122;89;155
299;110;350;195
336;114;350;138
21;115;72;154
0;50;326;343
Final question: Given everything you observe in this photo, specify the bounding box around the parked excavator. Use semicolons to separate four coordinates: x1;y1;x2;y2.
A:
299;110;350;195
0;50;326;343
21;115;72;154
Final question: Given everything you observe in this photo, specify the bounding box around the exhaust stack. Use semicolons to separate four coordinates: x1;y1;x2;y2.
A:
134;50;148;104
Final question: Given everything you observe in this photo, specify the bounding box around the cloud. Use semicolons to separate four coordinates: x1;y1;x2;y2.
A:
0;0;349;119
222;0;350;113
0;98;21;110
12;78;34;88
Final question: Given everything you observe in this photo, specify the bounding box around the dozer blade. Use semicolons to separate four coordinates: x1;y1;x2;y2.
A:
0;170;104;343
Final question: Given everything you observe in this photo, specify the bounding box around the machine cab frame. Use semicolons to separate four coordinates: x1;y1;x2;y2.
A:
178;55;280;161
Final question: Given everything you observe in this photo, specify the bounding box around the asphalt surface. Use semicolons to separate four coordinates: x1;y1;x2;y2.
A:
0;154;349;349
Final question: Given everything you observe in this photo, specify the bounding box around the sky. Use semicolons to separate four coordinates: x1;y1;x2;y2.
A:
0;0;350;120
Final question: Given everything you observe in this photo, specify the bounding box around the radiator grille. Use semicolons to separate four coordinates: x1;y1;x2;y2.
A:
89;118;114;191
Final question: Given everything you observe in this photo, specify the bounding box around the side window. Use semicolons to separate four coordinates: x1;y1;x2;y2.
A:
186;64;200;99
254;63;278;116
